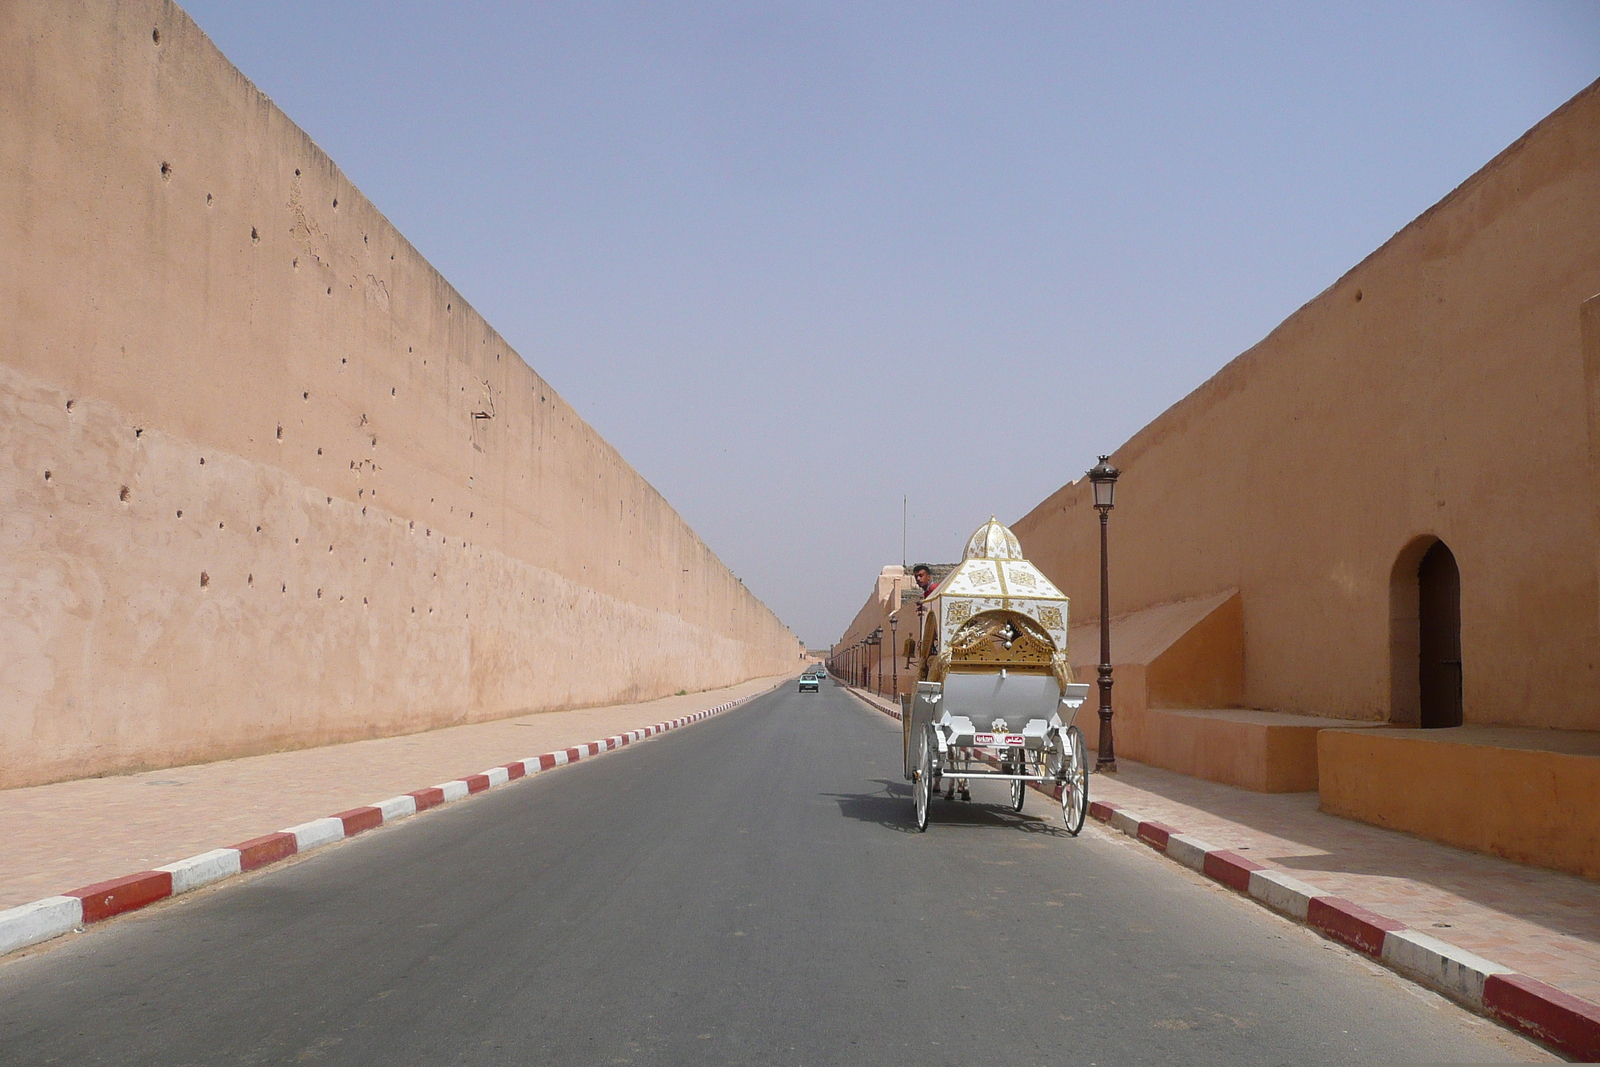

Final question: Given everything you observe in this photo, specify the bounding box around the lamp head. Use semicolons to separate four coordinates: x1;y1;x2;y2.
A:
1088;455;1120;510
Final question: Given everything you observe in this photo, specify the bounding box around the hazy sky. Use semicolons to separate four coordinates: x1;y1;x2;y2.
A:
181;1;1597;647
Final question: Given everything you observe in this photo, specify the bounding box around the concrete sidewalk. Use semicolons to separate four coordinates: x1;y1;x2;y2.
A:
1087;760;1600;1003
846;685;1600;1008
1;674;792;911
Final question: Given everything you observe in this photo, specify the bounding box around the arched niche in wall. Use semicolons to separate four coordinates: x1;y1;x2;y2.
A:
1388;536;1464;727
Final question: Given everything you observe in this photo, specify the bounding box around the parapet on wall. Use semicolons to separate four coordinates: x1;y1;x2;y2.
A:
0;0;798;788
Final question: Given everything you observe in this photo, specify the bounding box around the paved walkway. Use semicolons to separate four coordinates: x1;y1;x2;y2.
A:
849;686;1600;1007
1;674;792;910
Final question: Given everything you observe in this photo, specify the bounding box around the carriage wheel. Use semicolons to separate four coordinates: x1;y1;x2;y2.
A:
1010;777;1026;812
1060;725;1088;836
913;731;932;832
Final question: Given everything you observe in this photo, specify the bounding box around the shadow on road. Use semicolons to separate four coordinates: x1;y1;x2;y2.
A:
823;779;1071;838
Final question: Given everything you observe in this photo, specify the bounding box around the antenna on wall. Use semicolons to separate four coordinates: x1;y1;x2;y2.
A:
902;495;908;570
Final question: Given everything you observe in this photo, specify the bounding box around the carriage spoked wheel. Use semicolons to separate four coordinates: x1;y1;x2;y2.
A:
1007;750;1028;812
913;730;932;832
1059;725;1088;836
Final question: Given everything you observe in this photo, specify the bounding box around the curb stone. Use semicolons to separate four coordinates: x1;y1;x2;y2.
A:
841;684;1600;1062
0;684;780;960
1087;799;1600;1063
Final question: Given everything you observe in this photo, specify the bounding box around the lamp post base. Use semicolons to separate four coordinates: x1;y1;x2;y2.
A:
1095;668;1116;773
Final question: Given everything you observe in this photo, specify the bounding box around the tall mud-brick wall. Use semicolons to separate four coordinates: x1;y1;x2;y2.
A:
1014;78;1600;730
0;0;799;788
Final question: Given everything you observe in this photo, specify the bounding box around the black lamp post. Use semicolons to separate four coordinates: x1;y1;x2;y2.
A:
1088;454;1121;772
866;628;883;693
889;612;899;699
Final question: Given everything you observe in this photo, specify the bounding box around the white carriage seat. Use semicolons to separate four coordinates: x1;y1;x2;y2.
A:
933;671;1071;752
940;671;1062;734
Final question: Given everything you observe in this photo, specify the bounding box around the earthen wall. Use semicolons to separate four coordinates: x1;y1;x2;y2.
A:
0;0;798;788
1015;79;1600;730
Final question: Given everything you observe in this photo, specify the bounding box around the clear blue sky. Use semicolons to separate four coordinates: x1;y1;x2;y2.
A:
181;1;1597;647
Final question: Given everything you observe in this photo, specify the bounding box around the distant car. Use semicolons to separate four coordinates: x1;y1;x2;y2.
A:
798;673;820;693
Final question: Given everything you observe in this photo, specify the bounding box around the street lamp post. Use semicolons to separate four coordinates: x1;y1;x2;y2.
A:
864;629;882;690
868;628;883;694
882;626;887;694
1088;454;1121;773
889;612;899;699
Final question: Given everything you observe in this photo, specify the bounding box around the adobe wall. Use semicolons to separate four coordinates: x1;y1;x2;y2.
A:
1015;79;1600;730
831;566;915;695
0;0;799;788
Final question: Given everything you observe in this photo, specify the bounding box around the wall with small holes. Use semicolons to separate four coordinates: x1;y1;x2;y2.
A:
0;0;799;788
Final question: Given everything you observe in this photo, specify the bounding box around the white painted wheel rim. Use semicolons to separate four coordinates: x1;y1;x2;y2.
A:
914;735;931;830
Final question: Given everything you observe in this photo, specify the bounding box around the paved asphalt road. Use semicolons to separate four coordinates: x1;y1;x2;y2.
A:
0;681;1549;1065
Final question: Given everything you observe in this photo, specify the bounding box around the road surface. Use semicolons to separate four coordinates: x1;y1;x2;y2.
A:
0;680;1548;1064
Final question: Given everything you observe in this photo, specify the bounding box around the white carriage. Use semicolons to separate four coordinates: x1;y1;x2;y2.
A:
904;518;1091;833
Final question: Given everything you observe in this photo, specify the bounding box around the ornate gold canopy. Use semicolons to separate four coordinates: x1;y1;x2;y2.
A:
924;517;1073;687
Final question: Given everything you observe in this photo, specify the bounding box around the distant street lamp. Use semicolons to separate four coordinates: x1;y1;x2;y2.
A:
1088;454;1121;773
889;612;899;700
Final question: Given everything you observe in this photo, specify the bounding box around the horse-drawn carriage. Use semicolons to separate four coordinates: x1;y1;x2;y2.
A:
904;518;1091;833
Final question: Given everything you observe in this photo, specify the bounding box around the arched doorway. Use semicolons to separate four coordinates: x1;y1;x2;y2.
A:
1417;541;1463;728
1389;536;1464;727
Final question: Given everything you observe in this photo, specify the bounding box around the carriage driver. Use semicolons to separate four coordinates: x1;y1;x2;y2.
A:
911;564;938;681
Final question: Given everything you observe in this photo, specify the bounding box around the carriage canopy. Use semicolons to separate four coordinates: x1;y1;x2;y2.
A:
922;517;1073;690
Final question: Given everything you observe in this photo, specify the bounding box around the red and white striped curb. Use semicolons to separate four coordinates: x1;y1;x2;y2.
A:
0;691;768;959
844;686;903;721
1089;799;1600;1063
